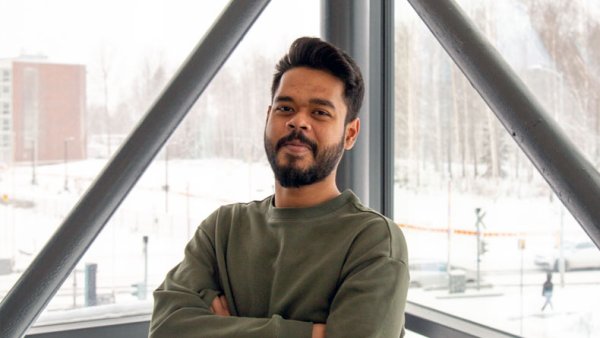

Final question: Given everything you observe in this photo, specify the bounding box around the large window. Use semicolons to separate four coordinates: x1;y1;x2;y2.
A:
395;0;600;337
0;0;320;331
2;69;10;82
2;0;598;337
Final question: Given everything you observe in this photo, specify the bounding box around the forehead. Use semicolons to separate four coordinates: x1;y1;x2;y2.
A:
275;67;346;106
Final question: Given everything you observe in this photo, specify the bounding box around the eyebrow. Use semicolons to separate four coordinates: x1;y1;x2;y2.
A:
274;96;336;110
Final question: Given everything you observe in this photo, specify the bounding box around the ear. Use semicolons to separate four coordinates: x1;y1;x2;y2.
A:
344;117;360;150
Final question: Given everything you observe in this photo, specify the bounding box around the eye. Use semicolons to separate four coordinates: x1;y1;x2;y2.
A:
313;110;331;118
275;105;294;113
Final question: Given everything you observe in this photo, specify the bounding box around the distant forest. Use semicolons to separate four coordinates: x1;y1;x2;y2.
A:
86;0;600;196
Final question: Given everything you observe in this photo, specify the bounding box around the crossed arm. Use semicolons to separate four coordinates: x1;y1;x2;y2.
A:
150;224;329;338
150;214;409;338
210;296;326;338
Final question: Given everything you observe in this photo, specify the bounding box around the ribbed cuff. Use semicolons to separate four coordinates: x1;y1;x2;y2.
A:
198;289;221;308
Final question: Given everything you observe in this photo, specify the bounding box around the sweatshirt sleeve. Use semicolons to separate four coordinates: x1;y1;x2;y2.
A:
325;219;410;338
149;211;314;338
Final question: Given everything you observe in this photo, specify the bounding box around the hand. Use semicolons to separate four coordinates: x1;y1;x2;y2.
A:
312;323;326;338
210;295;231;316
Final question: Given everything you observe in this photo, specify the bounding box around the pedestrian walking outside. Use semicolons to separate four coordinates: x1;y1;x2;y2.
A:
541;272;554;312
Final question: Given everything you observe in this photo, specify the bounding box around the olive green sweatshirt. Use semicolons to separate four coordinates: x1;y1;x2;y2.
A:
150;190;409;338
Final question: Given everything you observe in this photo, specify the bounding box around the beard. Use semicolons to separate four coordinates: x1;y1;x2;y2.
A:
264;129;345;188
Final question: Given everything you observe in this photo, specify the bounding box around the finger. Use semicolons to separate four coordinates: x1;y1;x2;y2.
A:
211;296;226;315
312;324;326;338
219;296;231;316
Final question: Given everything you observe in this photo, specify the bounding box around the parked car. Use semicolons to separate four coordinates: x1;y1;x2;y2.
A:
409;259;476;289
534;240;600;271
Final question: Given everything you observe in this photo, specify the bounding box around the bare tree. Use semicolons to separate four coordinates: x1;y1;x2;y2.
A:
130;53;169;123
97;45;114;158
525;0;600;166
395;22;414;186
238;52;272;163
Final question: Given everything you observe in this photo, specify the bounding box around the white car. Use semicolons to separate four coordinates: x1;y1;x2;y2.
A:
409;259;476;289
534;240;600;271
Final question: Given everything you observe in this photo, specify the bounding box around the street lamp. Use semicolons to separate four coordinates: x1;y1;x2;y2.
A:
163;142;178;213
527;65;564;123
163;144;169;212
527;65;567;286
64;137;74;191
31;140;37;185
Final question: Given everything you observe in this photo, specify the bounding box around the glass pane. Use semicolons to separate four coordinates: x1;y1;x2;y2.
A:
0;0;321;328
395;1;600;337
0;0;230;319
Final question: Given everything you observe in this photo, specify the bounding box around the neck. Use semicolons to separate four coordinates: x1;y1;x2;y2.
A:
273;175;341;208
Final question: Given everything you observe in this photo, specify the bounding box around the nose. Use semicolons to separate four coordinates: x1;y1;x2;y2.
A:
286;113;310;131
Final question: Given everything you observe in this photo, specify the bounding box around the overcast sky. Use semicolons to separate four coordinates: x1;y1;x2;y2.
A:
0;0;320;105
0;0;319;62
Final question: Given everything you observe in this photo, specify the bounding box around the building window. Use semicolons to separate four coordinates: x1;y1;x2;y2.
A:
1;70;9;82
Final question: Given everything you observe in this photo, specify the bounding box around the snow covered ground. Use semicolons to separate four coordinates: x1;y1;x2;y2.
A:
0;158;598;337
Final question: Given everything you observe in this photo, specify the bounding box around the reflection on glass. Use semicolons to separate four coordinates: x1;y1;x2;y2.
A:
395;0;600;337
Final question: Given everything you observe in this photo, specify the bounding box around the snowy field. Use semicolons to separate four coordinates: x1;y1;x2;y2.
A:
0;158;598;337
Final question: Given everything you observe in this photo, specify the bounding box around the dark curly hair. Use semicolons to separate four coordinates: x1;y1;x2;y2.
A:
271;37;364;123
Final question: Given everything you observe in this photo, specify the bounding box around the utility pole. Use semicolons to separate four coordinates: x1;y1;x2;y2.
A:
186;183;191;240
518;238;525;335
63;137;74;191
31;140;37;185
164;146;169;212
475;208;487;290
142;235;148;300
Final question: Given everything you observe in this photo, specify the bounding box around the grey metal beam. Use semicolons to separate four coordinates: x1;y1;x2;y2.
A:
0;1;270;337
25;303;522;338
405;302;522;338
322;0;395;217
407;0;600;248
368;0;395;218
322;0;371;206
26;316;150;338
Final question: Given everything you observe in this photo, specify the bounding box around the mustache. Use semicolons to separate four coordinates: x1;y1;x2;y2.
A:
275;130;318;156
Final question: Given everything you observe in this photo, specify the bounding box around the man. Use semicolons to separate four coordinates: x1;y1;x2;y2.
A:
150;37;409;338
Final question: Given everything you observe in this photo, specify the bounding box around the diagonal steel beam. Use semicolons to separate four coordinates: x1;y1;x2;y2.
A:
0;1;270;337
405;302;521;338
407;0;600;248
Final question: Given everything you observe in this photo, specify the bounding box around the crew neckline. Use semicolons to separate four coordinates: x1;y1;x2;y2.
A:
268;189;356;220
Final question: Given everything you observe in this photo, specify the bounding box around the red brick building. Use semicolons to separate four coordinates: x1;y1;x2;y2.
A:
0;58;86;164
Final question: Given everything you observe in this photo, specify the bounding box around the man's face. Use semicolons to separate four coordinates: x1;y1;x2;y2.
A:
264;67;359;188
